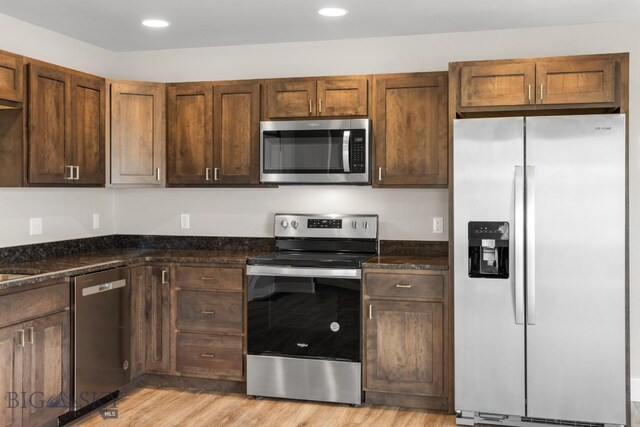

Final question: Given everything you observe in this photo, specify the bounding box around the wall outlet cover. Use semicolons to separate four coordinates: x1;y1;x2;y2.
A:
30;217;43;236
180;214;190;229
433;217;444;234
93;213;100;229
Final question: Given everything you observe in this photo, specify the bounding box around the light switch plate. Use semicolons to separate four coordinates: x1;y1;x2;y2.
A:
93;213;100;229
30;217;43;235
181;214;190;229
433;217;444;234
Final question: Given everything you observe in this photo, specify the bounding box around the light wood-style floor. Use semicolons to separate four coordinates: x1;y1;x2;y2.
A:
72;386;458;426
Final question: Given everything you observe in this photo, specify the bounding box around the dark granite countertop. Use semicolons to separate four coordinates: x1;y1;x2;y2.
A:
363;254;449;270
0;249;265;294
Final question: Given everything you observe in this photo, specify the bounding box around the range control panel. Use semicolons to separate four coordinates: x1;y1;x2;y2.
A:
275;214;378;240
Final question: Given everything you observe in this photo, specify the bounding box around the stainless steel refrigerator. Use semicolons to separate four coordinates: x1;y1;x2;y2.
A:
453;115;627;427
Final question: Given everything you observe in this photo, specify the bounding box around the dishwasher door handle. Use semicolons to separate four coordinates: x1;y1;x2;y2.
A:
82;279;127;297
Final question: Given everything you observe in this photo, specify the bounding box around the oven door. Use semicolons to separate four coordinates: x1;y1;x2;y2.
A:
247;266;361;362
260;119;370;184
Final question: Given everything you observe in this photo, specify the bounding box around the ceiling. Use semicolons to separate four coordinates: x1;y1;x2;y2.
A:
0;0;638;52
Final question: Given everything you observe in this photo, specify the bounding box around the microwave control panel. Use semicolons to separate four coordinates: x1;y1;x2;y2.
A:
350;129;367;173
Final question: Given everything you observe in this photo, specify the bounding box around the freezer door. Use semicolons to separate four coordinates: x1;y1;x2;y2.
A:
454;117;526;416
525;115;626;424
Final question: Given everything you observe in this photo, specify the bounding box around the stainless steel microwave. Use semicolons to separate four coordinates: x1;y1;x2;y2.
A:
260;119;371;184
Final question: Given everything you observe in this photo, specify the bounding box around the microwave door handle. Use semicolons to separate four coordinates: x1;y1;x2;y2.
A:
343;130;351;173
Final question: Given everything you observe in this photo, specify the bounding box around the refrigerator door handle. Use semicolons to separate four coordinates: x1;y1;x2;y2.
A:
526;165;536;325
515;166;525;324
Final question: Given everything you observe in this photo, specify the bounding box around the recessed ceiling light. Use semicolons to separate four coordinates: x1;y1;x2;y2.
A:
142;19;170;28
318;8;348;17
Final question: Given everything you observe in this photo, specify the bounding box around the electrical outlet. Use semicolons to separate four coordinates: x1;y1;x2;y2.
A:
433;217;444;234
180;214;190;229
93;213;100;229
30;217;43;236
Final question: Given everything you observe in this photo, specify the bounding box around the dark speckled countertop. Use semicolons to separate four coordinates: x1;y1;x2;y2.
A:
0;249;264;295
0;236;450;294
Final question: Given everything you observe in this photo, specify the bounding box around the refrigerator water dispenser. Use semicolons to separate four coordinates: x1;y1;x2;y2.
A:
468;221;509;278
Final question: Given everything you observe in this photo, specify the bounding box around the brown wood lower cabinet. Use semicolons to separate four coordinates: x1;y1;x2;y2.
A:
172;264;245;381
22;311;70;427
0;280;70;427
175;333;243;379
130;263;246;382
363;269;451;412
144;266;172;373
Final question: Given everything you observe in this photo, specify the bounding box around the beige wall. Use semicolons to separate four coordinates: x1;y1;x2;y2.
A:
0;14;638;393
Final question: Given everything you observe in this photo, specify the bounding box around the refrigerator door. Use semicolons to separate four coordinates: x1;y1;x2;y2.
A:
454;117;526;416
526;115;626;424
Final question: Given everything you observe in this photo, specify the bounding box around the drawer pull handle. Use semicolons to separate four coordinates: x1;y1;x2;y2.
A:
200;277;217;281
201;310;215;315
200;353;216;359
396;284;412;288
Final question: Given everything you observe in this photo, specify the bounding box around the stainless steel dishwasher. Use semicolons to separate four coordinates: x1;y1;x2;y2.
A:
72;268;130;412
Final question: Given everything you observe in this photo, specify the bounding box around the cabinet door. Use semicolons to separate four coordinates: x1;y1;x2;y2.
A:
536;58;616;105
71;75;105;185
167;84;213;185
366;300;443;396
0;51;23;103
22;311;70;427
214;83;260;184
129;267;146;380
28;64;72;184
460;63;535;108
0;325;23;427
110;82;165;185
266;80;316;118
144;267;172;373
317;77;367;117
373;73;448;187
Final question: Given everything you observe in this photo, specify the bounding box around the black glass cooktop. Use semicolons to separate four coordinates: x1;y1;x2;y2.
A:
247;251;375;269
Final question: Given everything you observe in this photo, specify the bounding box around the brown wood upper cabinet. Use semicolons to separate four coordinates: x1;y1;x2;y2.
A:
535;58;616;105
0;50;23;104
109;81;165;186
454;54;622;112
28;63;105;185
373;72;448;187
460;63;535;108
265;76;367;119
167;82;259;185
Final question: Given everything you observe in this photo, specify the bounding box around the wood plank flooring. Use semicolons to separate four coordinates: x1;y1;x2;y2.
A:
71;386;458;426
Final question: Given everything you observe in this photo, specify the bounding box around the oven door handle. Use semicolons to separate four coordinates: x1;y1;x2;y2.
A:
247;265;361;279
342;130;351;173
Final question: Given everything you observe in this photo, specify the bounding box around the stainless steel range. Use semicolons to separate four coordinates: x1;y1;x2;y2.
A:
246;213;378;405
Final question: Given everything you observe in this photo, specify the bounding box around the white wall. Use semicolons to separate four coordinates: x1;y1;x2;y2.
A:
114;187;448;241
0;188;116;247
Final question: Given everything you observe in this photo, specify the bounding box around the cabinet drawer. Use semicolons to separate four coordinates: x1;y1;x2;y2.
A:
174;266;243;291
176;333;243;379
366;273;443;300
0;281;69;329
177;290;242;334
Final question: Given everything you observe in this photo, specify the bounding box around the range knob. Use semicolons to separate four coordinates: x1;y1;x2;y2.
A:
291;220;299;229
281;219;289;228
363;221;369;229
352;220;358;229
